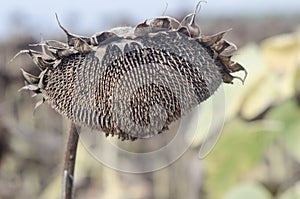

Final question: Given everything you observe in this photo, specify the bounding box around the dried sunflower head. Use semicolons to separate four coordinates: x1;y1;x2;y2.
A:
16;2;246;140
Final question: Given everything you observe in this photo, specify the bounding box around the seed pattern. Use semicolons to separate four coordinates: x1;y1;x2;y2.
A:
16;3;247;140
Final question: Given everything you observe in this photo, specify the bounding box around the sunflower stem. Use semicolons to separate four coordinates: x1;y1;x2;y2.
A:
62;123;79;199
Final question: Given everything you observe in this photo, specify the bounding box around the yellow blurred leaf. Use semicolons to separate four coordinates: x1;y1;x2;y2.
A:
235;30;300;120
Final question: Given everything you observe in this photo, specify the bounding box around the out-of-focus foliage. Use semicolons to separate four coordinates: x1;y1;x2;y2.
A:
224;181;272;199
204;28;300;199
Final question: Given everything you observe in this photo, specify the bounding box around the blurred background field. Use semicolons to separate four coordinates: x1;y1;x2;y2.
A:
1;0;300;199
